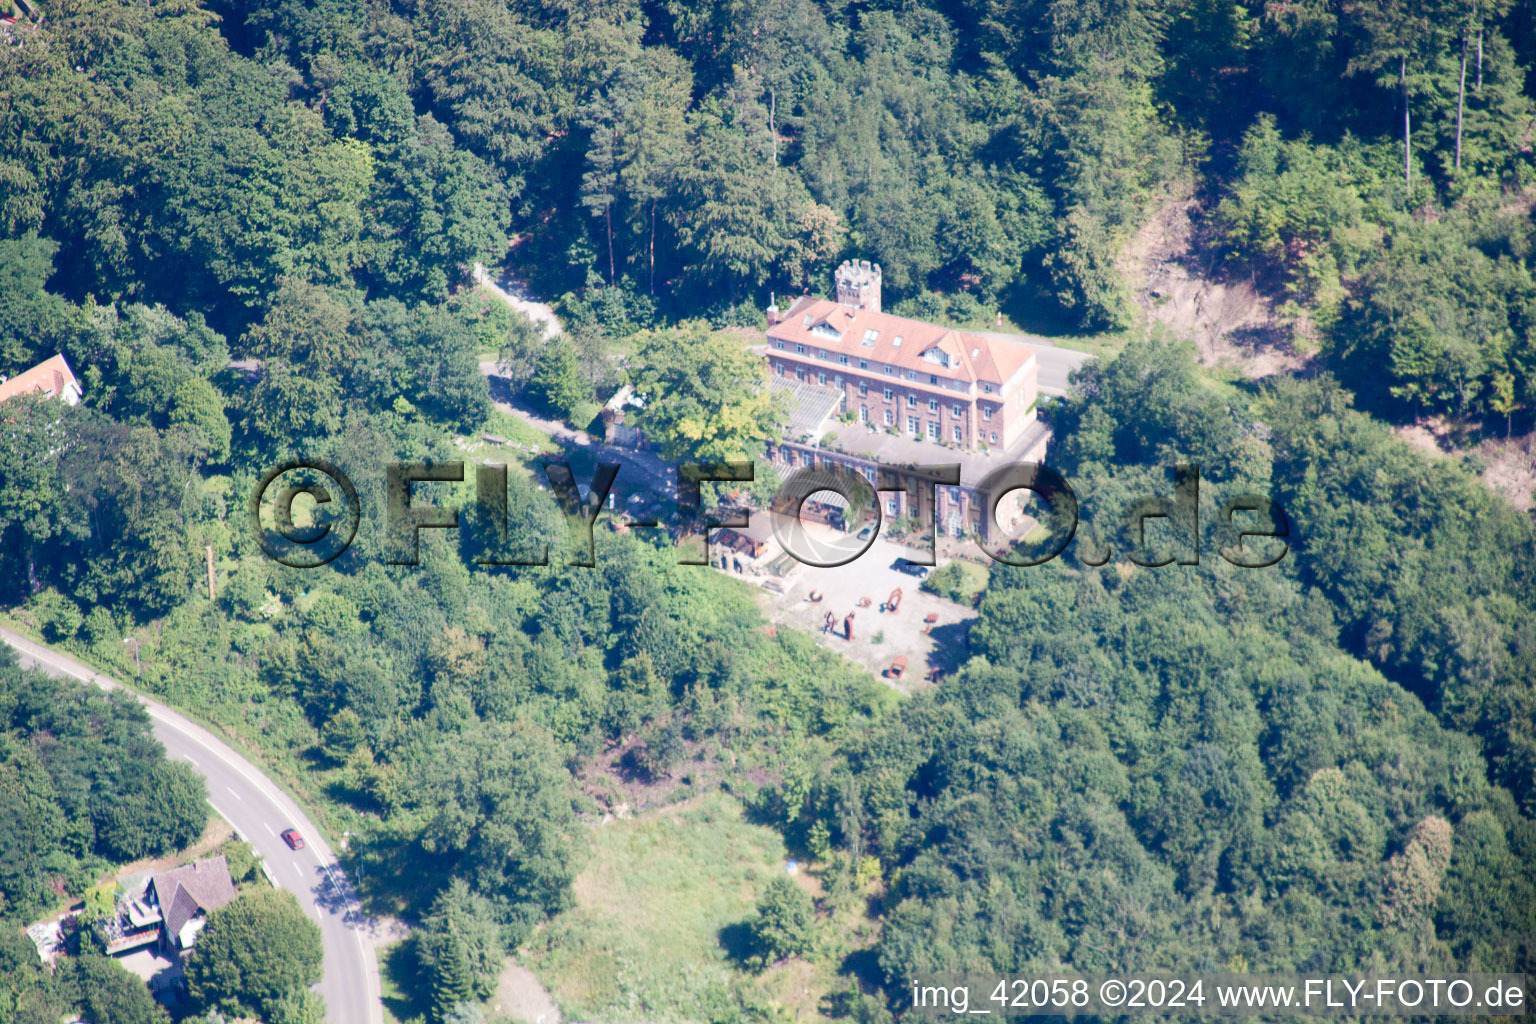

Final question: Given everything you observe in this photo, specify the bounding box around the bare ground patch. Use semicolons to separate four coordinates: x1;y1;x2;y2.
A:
1121;189;1314;379
492;961;564;1024
573;730;731;821
1397;419;1536;513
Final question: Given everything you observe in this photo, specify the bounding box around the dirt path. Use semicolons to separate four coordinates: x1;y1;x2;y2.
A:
473;263;564;340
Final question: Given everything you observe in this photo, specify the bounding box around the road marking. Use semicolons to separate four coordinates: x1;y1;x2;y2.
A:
183;754;199;767
0;628;387;1024
263;822;276;837
206;802;245;841
225;785;242;800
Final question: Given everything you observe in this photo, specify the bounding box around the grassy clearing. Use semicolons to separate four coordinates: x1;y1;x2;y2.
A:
923;559;990;605
520;791;844;1023
480;406;560;452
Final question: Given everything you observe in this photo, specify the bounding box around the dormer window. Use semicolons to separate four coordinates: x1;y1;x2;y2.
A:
922;347;951;368
811;322;842;341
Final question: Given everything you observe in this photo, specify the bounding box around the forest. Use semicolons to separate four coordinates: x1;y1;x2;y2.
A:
1;0;1534;1021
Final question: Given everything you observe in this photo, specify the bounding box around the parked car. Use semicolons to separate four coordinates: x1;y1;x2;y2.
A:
281;828;305;850
893;558;930;579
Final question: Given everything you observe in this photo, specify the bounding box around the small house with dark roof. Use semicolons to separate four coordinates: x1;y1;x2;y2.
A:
146;855;237;951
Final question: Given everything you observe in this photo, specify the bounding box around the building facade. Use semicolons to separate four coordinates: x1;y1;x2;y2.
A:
765;261;1038;452
762;262;1050;541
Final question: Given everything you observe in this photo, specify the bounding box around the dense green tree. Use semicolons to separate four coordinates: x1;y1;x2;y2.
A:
747;875;816;966
184;888;324;1019
388;720;578;939
94;760;208;862
0;396;89;606
361;115;511;301
417;879;503;1012
0;237;78;372
630;321;776;461
1331;214;1536;418
0;734;65;918
264;989;329;1024
0;926;65;1023
60;952;170;1024
529;343;589;421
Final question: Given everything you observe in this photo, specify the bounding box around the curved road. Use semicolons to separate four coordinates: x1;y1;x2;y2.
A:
1;627;383;1024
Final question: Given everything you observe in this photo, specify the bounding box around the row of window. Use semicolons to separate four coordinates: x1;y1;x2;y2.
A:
774;362;1000;421
773;339;992;392
857;405;999;444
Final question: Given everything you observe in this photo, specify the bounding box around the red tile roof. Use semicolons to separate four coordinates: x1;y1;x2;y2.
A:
767;297;1034;388
0;354;81;405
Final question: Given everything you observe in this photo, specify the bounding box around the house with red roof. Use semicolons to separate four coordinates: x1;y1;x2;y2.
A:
761;261;1050;539
0;354;83;407
766;261;1039;452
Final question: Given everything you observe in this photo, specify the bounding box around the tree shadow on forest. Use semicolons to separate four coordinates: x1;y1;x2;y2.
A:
924;620;971;679
380;936;433;1024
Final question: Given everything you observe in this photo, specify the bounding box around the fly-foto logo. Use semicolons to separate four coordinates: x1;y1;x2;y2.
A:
249;459;1289;570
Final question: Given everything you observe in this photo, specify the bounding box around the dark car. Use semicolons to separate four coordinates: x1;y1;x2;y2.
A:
893;558;930;579
281;828;305;850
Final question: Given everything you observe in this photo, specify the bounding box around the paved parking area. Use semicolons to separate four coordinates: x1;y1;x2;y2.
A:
117;945;183;1003
722;527;976;690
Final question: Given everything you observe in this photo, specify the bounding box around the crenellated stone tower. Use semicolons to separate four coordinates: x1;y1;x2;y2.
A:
834;259;882;313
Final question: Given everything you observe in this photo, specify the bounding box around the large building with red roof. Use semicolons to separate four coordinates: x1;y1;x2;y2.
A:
761;261;1050;539
765;260;1039;452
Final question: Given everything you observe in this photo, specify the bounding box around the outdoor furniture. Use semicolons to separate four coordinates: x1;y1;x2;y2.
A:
886;655;908;679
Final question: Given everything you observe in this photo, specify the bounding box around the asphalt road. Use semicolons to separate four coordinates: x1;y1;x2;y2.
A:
0;627;382;1024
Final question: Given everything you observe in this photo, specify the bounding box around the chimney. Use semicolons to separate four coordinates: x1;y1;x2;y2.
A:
766;292;783;327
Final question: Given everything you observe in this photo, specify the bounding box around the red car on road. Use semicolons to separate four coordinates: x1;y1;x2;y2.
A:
281;828;305;850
